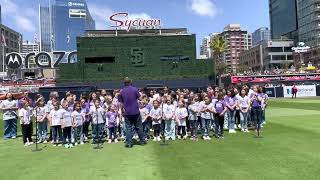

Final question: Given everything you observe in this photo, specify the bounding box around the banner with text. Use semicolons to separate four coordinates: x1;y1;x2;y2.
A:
283;85;316;98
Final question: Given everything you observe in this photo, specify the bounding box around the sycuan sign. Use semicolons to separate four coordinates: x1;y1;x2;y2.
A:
109;12;161;30
5;51;77;69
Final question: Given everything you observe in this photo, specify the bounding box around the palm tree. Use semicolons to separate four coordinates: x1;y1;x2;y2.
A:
210;36;227;75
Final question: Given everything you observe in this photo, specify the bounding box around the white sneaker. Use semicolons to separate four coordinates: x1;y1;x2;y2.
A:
11;136;16;139
43;140;48;144
29;142;34;145
153;137;157;141
75;142;78;146
203;136;207;140
37;140;42;144
157;137;161;141
241;129;245;132
207;136;211;140
229;129;236;134
24;143;28;147
245;129;250;133
58;144;62;147
80;142;84;145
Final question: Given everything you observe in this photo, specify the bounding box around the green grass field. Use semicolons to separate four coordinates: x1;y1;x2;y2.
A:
0;99;319;180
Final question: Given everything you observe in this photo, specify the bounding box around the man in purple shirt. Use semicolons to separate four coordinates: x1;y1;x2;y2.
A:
118;77;146;148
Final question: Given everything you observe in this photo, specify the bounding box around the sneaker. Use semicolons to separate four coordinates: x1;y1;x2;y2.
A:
153;137;157;141
29;142;34;145
58;144;62;147
183;136;187;140
115;139;118;143
24;143;28;147
229;129;236;134
84;136;88;140
43;140;48;144
64;144;69;148
178;136;181;140
51;140;54;144
53;144;57;147
69;144;74;148
80;142;84;145
241;129;245;132
245;129;250;133
108;139;112;144
75;142;78;146
37;140;42;144
206;136;211;140
11;136;16;139
157;137;161;141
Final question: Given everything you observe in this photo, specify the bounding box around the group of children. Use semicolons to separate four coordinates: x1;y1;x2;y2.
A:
12;84;268;148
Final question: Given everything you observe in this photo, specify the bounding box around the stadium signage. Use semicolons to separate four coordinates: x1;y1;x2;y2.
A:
109;12;161;30
5;51;77;69
292;42;310;53
283;85;316;98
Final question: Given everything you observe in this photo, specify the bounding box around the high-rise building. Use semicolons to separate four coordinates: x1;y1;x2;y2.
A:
40;0;95;52
217;24;252;72
269;0;298;43
22;41;40;54
0;24;22;73
297;0;320;47
0;5;2;24
252;27;271;46
200;33;219;59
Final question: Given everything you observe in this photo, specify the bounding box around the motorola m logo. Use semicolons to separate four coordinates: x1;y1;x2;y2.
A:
5;53;22;69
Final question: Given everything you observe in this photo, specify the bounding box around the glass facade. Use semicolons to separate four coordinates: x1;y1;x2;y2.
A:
269;0;298;40
297;0;320;47
40;0;95;52
252;27;271;46
40;6;52;52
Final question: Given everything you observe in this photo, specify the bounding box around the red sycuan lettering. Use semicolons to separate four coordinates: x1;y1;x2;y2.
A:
109;12;161;30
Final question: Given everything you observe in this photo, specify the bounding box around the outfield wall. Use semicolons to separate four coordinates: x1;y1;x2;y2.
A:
266;85;319;98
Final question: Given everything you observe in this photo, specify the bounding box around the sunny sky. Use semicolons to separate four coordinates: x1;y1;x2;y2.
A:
0;0;269;56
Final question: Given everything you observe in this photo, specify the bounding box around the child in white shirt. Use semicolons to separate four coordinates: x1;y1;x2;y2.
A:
175;101;188;139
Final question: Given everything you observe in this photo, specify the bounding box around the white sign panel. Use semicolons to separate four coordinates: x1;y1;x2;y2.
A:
283;85;316;98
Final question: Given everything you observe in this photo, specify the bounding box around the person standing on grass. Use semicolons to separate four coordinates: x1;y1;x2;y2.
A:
175;100;188;140
139;101;150;141
90;99;105;145
251;86;264;136
118;77;146;148
225;90;238;134
200;96;214;140
19;101;33;146
292;85;298;99
213;92;227;139
188;98;198;141
150;100;162;141
35;97;49;144
163;97;176;141
0;93;18;139
72;102;85;145
61;101;74;148
106;104;119;144
237;89;251;133
48;101;62;147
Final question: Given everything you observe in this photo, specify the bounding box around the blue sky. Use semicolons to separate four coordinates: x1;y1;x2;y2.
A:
0;0;269;56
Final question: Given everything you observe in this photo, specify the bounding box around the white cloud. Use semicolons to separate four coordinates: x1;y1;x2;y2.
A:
128;13;151;20
0;0;36;33
189;0;218;17
15;16;36;32
87;3;113;30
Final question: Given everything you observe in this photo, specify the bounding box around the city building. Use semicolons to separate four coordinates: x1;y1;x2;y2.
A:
40;0;95;52
252;27;271;46
200;33;219;59
297;0;320;47
0;5;2;24
0;24;22;75
269;0;299;43
22;41;40;54
217;24;252;72
58;28;214;88
239;39;294;71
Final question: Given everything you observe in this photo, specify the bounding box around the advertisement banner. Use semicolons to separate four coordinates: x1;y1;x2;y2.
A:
283;85;316;97
265;87;276;98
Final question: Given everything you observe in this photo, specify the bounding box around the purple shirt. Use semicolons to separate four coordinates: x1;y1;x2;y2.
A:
215;100;226;114
106;111;118;127
225;96;237;107
81;103;90;122
251;93;264;107
119;85;141;116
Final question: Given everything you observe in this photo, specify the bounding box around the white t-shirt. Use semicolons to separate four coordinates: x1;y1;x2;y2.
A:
0;99;17;120
193;101;201;117
90;106;105;124
50;109;62;126
238;96;250;109
19;107;32;124
34;106;49;121
175;107;188;126
150;107;162;125
60;109;73;127
163;104;176;120
71;111;85;126
188;104;197;121
200;102;214;119
139;107;149;123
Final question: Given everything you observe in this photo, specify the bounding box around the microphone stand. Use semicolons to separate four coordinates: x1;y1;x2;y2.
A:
160;99;168;146
32;107;42;152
